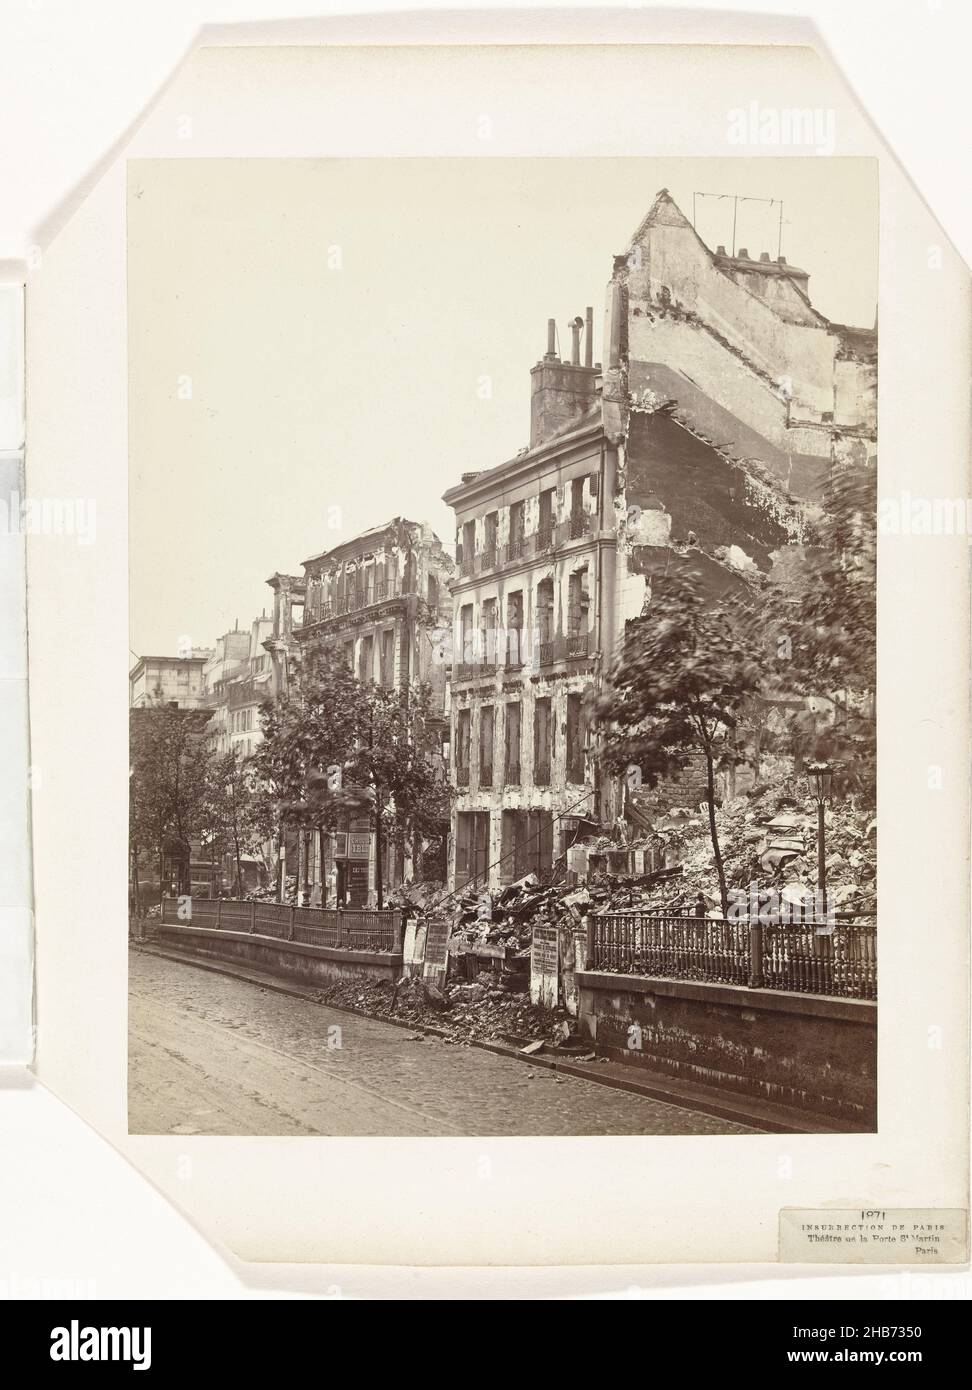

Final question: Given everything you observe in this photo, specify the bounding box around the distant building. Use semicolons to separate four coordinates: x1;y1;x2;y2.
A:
204;615;274;758
129;650;214;710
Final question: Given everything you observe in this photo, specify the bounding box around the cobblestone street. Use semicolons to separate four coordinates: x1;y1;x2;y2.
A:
129;952;761;1137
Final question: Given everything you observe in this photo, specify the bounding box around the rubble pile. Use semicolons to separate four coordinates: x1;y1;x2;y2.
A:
444;874;593;956
310;972;572;1047
626;777;877;914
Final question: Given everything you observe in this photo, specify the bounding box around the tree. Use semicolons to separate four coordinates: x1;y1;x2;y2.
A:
202;748;263;895
760;463;876;798
594;576;761;914
252;649;453;906
130;699;212;909
250;649;367;893
346;682;453;904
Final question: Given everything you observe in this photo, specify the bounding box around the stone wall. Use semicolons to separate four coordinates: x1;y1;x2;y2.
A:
158;924;402;987
578;970;876;1126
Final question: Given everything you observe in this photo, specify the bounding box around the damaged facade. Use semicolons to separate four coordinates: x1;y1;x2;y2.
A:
443;311;616;891
265;517;454;903
443;188;877;887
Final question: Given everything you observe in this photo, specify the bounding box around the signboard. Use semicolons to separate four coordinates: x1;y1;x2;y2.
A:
567;844;589;879
332;833;348;857
402;920;427;977
348;815;372;834
530;924;560;1008
347;833;372;861
563;922;589;1018
346;861;369;907
422;918;452;990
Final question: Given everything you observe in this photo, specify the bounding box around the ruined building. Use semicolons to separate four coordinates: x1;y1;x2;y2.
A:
443;188;876;890
443;310;612;890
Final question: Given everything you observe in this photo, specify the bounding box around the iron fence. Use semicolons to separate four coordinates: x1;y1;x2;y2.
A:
590;912;876;1000
161;898;404;953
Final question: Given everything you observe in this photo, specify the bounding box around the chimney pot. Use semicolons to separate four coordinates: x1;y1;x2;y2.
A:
778;255;787;265
545;318;557;360
570;316;583;367
584;306;594;368
738;247;750;260
759;251;771;263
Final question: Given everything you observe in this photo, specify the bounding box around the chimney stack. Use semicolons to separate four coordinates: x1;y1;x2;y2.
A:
570;316;583;367
530;312;600;448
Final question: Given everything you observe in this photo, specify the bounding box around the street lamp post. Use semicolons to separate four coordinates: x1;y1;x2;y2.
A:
806;761;833;942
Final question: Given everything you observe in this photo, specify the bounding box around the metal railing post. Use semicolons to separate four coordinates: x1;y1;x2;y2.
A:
216;899;222;930
748;918;764;988
288;906;295;941
337;907;345;948
584;913;596;970
250;901;257;934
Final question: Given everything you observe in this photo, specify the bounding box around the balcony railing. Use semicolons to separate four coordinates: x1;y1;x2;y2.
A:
538;639;554;666
455;517;595;581
456;764;470;787
534;759;551;786
504;762;520;786
566;632;589;658
480;762;493;788
306;580;405;624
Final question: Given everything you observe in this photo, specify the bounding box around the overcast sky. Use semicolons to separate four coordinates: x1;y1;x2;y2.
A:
129;156;877;656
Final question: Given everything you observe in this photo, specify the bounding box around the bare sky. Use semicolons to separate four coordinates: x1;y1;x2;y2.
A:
129;157;877;655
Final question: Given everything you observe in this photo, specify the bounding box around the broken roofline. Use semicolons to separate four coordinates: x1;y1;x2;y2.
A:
299;516;425;572
628;188;876;340
442;412;605;510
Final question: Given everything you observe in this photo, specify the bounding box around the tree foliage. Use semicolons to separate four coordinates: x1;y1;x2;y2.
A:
129;700;212;907
251;648;452;901
594;576;761;912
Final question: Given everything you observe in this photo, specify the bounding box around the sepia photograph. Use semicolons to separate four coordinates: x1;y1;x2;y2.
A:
127;154;878;1140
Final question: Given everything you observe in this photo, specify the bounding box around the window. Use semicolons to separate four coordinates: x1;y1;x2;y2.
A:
481;597;498;667
427;573;439;611
537;487;555;549
567;566;590;655
500;809;553;884
506;590;523;666
504;702;521;784
456;708;471;785
536;578;554;662
479;706;494;787
359;634;374;682
381;628;396;687
456;811;490;889
508;500;525;559
343;640;354;670
534;697;552;785
566;692;586;783
461;520;476;574
459;604;474;667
